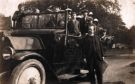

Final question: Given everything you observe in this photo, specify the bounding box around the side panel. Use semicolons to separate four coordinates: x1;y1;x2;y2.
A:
0;33;3;72
43;33;84;75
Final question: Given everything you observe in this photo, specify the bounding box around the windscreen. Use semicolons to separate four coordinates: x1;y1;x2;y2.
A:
8;36;42;50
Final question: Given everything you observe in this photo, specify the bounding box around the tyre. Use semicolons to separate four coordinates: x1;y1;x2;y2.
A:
10;59;46;84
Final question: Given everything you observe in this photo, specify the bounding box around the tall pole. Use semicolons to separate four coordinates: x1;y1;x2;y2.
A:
64;8;69;46
64;0;71;46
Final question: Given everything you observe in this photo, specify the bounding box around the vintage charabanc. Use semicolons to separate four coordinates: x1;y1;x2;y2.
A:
0;9;86;84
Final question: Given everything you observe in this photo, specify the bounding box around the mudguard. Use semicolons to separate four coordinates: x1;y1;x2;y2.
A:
12;51;44;61
12;51;59;81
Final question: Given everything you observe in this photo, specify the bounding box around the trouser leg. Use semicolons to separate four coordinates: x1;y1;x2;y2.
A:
95;61;103;84
86;58;96;84
90;71;96;84
87;67;96;84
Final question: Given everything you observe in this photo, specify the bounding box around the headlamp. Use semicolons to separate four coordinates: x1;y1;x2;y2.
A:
2;46;15;60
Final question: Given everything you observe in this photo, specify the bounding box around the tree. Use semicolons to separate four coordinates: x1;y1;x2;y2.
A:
128;26;135;48
19;0;127;43
0;15;11;30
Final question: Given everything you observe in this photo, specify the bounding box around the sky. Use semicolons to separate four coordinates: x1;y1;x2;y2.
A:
0;0;32;17
118;0;135;28
0;0;135;28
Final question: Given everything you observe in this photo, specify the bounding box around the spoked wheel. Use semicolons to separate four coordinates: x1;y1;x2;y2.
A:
10;59;46;84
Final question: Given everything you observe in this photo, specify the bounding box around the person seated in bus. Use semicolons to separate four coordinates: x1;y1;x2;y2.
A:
46;14;56;27
58;20;65;27
12;4;26;28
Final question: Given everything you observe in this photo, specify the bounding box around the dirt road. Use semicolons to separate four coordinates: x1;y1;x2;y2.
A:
104;57;135;84
58;57;135;84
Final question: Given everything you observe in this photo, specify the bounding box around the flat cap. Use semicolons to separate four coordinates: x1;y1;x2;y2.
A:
82;9;88;13
89;11;93;15
94;18;98;22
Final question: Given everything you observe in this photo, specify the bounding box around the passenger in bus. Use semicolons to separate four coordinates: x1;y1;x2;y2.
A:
80;10;93;36
67;12;81;36
12;4;26;28
46;15;56;27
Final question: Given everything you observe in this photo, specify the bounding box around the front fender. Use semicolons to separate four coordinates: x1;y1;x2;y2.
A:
12;51;44;61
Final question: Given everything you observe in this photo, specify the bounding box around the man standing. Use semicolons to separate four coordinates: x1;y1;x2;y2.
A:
68;12;81;36
93;18;101;37
83;22;104;84
80;10;93;36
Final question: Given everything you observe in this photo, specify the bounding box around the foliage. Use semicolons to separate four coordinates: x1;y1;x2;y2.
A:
0;15;11;29
114;26;129;44
128;26;135;48
37;0;124;35
20;0;129;44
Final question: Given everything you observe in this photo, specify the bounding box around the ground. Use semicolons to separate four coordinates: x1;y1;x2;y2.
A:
57;57;135;84
104;57;135;84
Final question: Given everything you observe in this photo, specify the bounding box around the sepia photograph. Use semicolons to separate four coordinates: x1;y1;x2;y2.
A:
0;0;135;84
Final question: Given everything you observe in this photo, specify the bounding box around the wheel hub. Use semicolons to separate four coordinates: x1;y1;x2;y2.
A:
17;67;41;84
29;78;37;84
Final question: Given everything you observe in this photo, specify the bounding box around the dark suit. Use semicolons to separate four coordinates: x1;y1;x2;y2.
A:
68;20;80;36
12;11;24;28
80;17;87;35
83;35;104;84
80;16;92;35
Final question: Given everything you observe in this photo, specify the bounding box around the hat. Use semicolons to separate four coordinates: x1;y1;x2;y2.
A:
94;18;98;22
89;11;93;15
66;8;72;11
87;17;93;21
82;9;88;13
